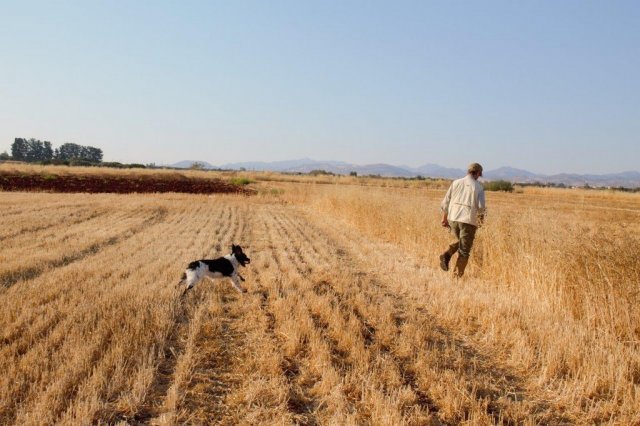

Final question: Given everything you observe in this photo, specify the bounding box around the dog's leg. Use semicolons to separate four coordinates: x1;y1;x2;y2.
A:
230;274;247;293
182;279;198;296
182;270;201;292
238;273;246;282
177;272;187;287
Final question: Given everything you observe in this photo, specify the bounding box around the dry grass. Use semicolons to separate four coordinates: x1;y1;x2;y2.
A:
1;166;639;424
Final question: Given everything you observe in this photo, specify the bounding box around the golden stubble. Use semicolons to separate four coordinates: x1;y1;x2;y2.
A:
0;169;639;424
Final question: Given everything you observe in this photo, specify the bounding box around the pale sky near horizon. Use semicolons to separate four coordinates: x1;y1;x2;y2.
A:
1;1;638;174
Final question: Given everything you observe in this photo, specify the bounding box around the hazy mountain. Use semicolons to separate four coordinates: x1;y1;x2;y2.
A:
219;158;345;171
352;163;416;177
411;163;465;178
283;162;416;177
483;167;539;181
544;171;640;188
169;159;640;188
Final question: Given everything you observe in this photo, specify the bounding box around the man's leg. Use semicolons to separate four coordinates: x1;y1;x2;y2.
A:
453;223;477;277
440;222;460;271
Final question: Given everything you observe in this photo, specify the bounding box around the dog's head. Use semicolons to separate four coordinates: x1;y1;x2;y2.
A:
231;244;251;267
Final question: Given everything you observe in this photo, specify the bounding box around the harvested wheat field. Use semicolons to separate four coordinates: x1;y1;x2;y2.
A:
1;170;639;425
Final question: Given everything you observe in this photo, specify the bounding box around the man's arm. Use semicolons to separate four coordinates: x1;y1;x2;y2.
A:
477;188;486;227
440;185;452;228
441;212;450;228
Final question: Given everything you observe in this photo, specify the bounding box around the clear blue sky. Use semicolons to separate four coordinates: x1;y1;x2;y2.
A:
1;1;638;174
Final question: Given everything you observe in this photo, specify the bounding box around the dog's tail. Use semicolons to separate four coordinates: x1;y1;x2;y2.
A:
177;272;186;286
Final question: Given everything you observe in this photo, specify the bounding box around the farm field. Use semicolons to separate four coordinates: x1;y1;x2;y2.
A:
1;167;639;425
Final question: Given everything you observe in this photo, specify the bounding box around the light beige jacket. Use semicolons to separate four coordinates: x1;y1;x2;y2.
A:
441;174;486;226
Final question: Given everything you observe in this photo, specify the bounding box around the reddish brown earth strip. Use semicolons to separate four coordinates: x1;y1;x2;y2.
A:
0;172;253;194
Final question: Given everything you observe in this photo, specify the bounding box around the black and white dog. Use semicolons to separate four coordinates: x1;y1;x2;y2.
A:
178;244;251;293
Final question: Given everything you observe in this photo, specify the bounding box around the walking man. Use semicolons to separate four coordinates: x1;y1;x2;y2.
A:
439;163;486;277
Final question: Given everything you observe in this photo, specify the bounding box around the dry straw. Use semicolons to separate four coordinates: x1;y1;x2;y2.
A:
0;165;638;424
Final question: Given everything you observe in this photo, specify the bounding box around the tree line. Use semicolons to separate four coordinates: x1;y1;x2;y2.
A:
3;138;103;163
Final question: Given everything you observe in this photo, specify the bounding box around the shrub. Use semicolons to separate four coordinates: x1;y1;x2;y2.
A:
310;169;334;176
69;159;99;167
100;162;125;168
484;180;514;192
230;177;255;186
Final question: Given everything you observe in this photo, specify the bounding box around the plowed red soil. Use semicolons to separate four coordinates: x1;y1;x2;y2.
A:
0;172;252;194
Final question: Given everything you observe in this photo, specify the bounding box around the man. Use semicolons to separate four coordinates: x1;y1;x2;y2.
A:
439;163;486;277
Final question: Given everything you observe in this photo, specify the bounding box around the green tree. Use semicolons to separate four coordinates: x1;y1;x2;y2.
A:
42;141;54;160
12;138;100;163
11;138;53;162
56;143;102;162
11;138;28;160
81;146;103;162
26;139;54;161
56;143;83;160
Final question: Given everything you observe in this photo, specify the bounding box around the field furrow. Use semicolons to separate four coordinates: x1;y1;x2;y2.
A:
0;204;168;289
0;206;106;242
256;208;324;424
0;194;94;219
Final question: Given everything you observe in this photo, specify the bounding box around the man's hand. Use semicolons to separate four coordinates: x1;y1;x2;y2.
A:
477;214;485;228
441;216;450;228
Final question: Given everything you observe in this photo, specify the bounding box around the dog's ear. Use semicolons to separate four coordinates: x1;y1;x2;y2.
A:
231;244;237;252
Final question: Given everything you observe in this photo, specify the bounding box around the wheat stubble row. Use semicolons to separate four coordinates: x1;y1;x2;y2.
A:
0;194;249;425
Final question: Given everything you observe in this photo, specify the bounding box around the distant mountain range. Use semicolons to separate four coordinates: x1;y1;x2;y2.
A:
169;159;640;188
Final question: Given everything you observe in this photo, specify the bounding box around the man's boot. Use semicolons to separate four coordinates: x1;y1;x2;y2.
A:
453;255;469;277
440;243;458;272
439;252;452;271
